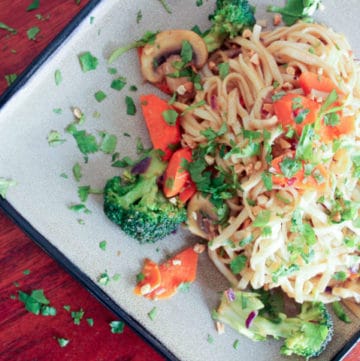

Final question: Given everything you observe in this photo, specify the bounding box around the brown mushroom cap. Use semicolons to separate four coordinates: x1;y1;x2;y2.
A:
140;29;208;83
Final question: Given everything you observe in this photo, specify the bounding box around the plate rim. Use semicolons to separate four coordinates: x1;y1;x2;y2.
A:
0;0;359;360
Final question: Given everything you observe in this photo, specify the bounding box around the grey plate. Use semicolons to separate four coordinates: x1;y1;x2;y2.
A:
0;1;359;360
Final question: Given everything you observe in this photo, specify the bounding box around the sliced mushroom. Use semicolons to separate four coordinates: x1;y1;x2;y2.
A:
187;193;218;240
140;29;208;84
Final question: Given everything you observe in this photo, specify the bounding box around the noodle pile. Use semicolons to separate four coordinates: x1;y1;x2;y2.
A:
175;22;360;304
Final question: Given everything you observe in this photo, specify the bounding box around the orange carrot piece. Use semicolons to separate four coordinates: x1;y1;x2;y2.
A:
321;115;356;142
145;247;199;300
134;258;161;296
298;71;343;96
272;153;328;192
140;94;181;161
163;147;192;198
273;94;320;136
178;180;197;204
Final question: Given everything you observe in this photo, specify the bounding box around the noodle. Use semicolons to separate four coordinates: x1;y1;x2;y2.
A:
178;22;360;304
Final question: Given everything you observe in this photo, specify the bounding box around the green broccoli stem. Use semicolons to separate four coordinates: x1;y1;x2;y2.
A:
203;32;227;53
116;176;157;208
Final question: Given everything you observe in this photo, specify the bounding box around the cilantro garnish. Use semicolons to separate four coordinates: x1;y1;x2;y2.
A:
125;96;136;115
66;124;99;154
158;0;172;13
180;40;193;64
71;308;84;325
162;109;178;126
56;337;70;347
261;171;273;191
253;210;271;228
78;51;99;72
5;73;17;86
218;62;229;80
72;162;82;182
230;254;247;274
54;69;62;86
94;90;107;102
332;271;347;281
86;318;94;326
0;178;16;198
68;203;91;214
147;307;157;321
0;22;17;34
272;264;299;282
78;185;103;202
47;130;66;147
98;271;110;285
279;157;302;178
18;289;56;316
27;26;40;40
111;76;127;91
110;320;125;333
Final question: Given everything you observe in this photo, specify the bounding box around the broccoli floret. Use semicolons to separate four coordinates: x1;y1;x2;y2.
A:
215;290;333;359
203;0;256;52
103;150;187;243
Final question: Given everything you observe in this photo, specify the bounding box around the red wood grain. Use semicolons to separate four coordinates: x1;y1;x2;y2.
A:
0;1;164;360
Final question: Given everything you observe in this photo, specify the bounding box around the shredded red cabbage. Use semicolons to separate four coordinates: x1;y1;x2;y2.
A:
225;288;236;302
245;310;258;329
131;157;151;175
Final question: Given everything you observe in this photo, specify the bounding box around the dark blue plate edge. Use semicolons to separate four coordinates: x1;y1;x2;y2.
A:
0;0;358;359
0;199;178;361
0;1;178;359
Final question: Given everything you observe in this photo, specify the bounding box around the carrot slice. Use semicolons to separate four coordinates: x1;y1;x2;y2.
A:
145;247;199;300
298;71;343;96
272;153;328;192
140;94;181;161
178;180;197;204
134;259;161;296
163;147;193;198
321;115;356;142
273;93;320;136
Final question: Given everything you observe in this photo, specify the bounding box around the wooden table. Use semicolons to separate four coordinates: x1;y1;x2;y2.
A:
0;1;359;361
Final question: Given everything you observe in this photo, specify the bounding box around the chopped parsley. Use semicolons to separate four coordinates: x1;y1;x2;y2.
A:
18;289;56;316
56;337;70;347
78;51;99;72
47;130;66;147
162;109;178;126
109;320;125;333
54;69;62;86
230;255;247;274
253;210;271;228
218;62;230;79
72;162;82;181
66;124;99;154
125;96;136;115
99;240;107;251
77;185;103;202
0;178;16;198
111;76;127;91
0;21;17;34
147;307;157;321
27;26;40;40
71;308;84;325
5;73;17;86
94;90;107;102
68;203;91;214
